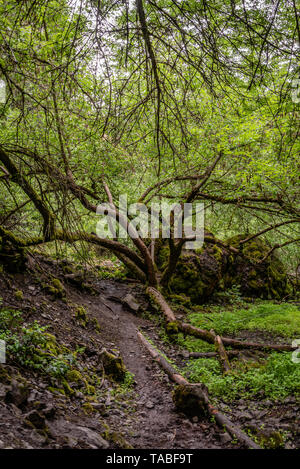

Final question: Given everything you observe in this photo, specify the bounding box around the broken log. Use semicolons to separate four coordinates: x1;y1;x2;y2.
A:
210;329;231;373
137;331;261;450
147;287;296;353
188;351;240;359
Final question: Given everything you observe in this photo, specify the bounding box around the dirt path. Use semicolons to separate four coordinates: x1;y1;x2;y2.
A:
73;280;230;449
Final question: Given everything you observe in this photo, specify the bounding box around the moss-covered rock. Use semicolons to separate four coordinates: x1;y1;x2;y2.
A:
156;232;228;304
66;369;85;384
245;426;285;449
172;383;208;416
48;386;66;396
0;235;27;273
91;317;101;332
61;378;75;396
225;234;290;299
100;349;126;382
5;378;29;407
169;248;226;304
24;410;46;430
43;278;66;299
153;231;289;303
74;306;89;328
166;321;179;335
14;290;24;301
102;430;133;449
81;402;95;415
258;430;285;449
0;365;11;385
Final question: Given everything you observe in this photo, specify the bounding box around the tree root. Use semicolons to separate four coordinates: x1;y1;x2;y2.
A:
137;331;261;449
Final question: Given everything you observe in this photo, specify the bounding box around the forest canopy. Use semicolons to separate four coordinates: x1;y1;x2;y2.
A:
0;0;299;290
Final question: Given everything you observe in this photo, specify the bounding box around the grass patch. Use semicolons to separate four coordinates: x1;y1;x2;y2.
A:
188;302;300;337
179;301;300;402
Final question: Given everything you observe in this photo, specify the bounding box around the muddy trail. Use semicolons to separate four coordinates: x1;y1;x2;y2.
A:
0;257;299;449
72;279;227;449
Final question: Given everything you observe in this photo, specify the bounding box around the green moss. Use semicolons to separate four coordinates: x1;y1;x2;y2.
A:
166;321;179;335
48;386;66;395
155;231;290;304
102;430;133;449
62;264;75;274
74;306;89;328
91;317;101;332
44;333;57;344
210;244;223;263
66;369;85;384
257;431;285;449
165;240;226;304
0;365;12;384
81;402;95;415
172;383;208;416
225;234;289;299
167;293;191;307
65;368;96;395
85;384;96;395
248;269;257;279
61;378;75;396
43;278;66;299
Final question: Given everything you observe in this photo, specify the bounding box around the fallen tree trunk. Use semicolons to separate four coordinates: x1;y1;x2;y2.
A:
137;331;261;450
179;322;296;352
137;331;187;385
147;287;177;323
147;287;296;353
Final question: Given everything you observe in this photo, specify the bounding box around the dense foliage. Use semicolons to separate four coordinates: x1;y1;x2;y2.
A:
0;0;299;282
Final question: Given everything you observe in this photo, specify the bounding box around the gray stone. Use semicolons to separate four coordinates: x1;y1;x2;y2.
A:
219;432;232;444
5;380;29;408
122;294;140;313
48;419;109;449
145;401;155;409
24;410;46;429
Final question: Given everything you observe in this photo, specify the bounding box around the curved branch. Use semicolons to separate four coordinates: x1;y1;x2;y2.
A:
0;146;55;240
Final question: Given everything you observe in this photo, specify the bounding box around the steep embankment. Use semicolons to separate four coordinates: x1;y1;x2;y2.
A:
0;256;299;449
0;256;227;449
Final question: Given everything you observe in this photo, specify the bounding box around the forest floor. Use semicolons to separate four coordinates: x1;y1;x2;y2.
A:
0;254;299;450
